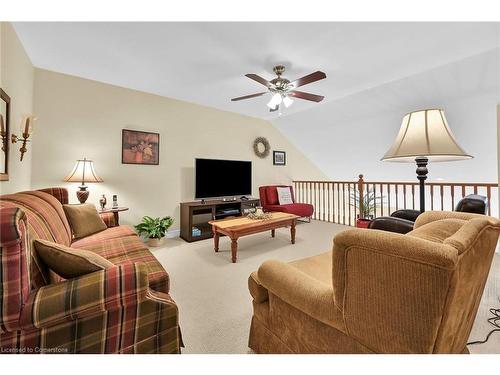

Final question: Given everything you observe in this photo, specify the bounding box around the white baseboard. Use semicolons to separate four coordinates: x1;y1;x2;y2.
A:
166;229;181;238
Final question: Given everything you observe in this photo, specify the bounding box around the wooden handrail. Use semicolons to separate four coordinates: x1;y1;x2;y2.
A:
293;175;498;226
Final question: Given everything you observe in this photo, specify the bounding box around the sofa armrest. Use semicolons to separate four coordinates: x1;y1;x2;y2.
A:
257;260;338;326
99;212;116;227
20;263;171;330
248;272;269;303
414;210;488;229
368;216;415;234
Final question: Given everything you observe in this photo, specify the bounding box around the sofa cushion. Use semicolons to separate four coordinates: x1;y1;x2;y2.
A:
63;204;107;239
290;251;332;285
73;235;170;293
257;253;344;332
266;187;279;205
71;225;136;248
266;203;314;218
34;239;114;279
407;218;466;244
277;186;294;205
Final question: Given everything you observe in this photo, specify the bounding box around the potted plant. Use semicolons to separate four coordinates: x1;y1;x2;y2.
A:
134;216;174;247
350;189;384;228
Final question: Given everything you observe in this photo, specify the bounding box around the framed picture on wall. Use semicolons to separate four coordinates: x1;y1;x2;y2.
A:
273;150;286;166
122;129;160;165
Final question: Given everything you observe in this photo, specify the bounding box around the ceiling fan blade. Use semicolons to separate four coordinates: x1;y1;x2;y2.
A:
245;74;272;87
231;92;268;101
289;90;324;102
290;71;326;88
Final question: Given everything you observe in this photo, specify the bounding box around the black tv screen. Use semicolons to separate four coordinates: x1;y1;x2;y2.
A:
195;158;252;198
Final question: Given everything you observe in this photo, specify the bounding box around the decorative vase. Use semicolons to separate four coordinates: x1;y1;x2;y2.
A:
147;237;166;247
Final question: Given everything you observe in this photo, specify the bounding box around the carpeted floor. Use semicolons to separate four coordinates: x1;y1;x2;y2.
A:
150;220;500;354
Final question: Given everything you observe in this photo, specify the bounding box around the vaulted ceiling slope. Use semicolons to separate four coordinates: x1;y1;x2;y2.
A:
271;49;500;182
13;22;499;119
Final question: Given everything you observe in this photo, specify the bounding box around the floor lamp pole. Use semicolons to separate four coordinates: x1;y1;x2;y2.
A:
415;157;428;213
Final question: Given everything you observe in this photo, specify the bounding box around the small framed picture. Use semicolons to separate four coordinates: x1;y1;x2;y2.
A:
122;129;160;165
273;150;286;166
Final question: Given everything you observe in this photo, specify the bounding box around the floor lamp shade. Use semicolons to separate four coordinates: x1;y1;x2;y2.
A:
382;109;472;212
64;158;103;203
382;109;472;162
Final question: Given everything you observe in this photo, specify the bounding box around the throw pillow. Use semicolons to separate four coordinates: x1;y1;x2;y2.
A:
277;187;294;205
63;203;107;239
34;239;114;279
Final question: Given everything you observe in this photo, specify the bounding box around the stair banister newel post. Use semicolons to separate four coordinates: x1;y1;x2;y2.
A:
357;174;364;220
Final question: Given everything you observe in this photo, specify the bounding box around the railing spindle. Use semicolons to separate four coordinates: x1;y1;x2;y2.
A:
487;186;491;215
387;184;391;215
379;183;384;216
337;183;340;224
440;185;444;210
323;184;326;221
411;185;415;210
394;184;399;211
451;185;455;209
430;185;434;210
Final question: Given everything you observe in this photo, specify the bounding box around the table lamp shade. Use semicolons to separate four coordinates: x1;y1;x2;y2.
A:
64;158;103;184
382;109;472;162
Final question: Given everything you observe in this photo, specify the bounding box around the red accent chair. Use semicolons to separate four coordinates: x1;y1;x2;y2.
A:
259;185;314;221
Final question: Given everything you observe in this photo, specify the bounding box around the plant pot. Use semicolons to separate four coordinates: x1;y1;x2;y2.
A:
356;218;372;229
147;237;165;247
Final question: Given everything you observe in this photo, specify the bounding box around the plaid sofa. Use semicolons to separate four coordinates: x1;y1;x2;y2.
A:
0;188;181;354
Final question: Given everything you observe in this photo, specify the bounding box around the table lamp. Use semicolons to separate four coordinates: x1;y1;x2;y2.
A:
382;109;472;212
64;157;103;203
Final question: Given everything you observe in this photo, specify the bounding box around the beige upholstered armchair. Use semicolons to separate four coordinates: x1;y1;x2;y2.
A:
248;211;500;354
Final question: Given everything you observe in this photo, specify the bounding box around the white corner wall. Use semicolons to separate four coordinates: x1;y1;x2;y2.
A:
0;22;34;194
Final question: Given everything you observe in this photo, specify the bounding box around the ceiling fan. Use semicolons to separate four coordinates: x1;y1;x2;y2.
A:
231;65;326;112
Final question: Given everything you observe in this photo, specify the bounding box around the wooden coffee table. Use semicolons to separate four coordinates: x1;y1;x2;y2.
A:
208;212;298;263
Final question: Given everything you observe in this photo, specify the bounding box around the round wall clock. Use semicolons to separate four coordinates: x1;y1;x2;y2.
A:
253;137;270;158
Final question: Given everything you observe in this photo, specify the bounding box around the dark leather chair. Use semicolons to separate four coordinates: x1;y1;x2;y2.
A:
369;194;489;234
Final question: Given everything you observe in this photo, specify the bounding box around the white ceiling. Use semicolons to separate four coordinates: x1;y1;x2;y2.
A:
13;22;499;120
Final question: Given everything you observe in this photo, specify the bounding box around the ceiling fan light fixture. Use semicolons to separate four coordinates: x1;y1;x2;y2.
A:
267;93;282;109
282;96;293;108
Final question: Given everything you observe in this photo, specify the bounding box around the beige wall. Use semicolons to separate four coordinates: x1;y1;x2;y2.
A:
0;22;34;194
32;69;326;230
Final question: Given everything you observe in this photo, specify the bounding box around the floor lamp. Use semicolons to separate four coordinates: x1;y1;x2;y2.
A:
382;109;472;213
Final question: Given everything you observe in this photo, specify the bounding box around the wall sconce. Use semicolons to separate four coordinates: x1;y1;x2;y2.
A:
11;116;35;161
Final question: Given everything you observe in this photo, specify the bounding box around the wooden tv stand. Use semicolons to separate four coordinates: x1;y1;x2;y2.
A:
180;198;260;242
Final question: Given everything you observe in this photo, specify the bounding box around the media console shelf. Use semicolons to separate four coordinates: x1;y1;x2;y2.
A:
180;198;260;242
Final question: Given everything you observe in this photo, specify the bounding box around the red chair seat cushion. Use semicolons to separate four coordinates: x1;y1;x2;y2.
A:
265;203;314;218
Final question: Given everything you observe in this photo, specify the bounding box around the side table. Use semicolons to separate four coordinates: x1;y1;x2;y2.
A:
99;207;129;226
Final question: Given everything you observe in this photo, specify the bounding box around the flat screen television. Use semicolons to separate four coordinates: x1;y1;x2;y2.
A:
195;158;252;198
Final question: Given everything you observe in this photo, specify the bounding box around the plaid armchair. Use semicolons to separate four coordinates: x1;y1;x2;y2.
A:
0;188;181;354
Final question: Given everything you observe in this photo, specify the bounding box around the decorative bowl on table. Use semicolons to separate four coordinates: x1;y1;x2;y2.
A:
247;206;272;220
